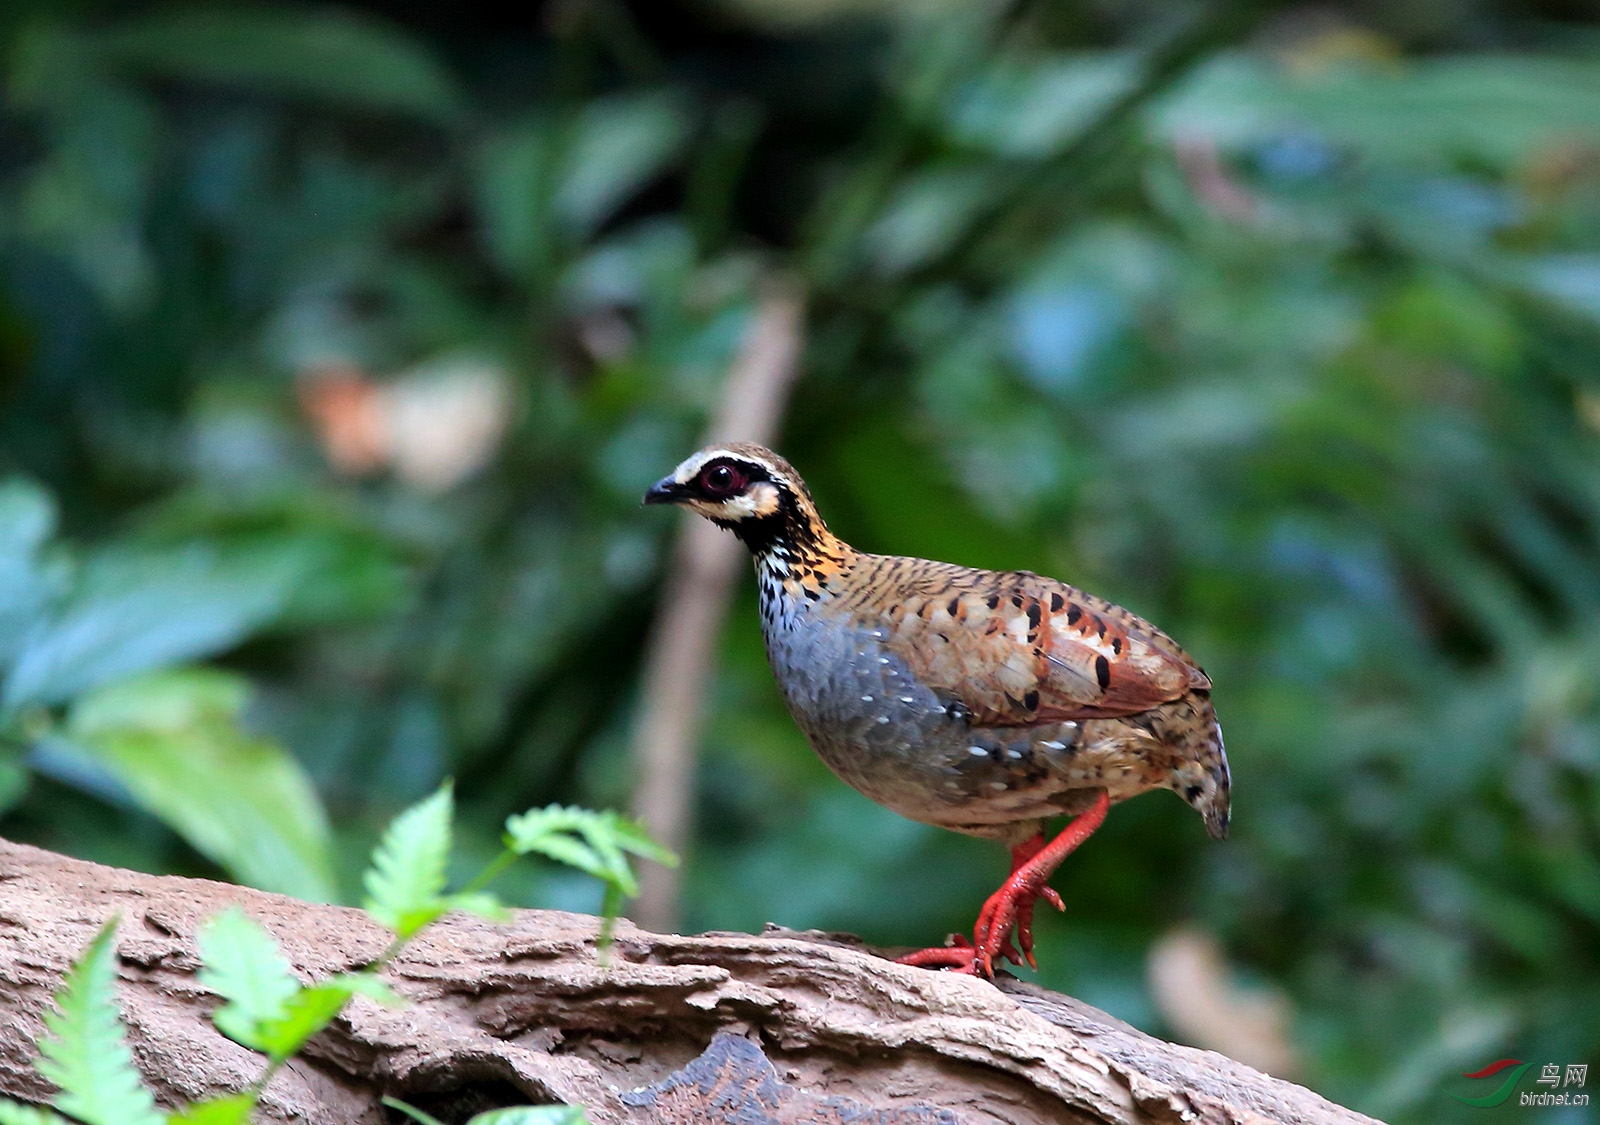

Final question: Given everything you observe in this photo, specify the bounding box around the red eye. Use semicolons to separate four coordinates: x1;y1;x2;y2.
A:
700;463;744;495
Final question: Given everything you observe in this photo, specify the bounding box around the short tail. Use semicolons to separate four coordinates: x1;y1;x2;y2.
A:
1181;692;1231;840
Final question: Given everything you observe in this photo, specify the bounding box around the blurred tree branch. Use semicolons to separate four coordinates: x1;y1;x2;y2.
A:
630;281;806;932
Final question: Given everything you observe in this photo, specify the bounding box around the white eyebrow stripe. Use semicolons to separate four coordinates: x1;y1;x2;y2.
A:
671;450;716;484
671;448;782;484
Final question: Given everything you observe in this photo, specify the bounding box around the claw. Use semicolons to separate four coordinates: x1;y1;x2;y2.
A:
896;791;1111;979
896;940;979;972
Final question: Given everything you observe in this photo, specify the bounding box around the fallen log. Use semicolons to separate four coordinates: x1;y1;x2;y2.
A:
0;840;1377;1125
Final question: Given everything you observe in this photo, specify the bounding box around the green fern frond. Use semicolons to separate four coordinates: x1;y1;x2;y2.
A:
0;1100;72;1125
363;781;456;940
504;806;676;900
33;919;163;1125
163;1093;257;1124
197;909;299;1053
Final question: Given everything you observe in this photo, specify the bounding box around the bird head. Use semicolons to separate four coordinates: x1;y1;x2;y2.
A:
644;443;831;555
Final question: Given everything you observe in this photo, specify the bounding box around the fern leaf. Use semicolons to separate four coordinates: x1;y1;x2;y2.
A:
196;909;298;1052
0;1101;72;1125
363;781;455;940
33;920;163;1125
163;1093;257;1124
604;814;678;868
504;806;675;900
251;981;353;1062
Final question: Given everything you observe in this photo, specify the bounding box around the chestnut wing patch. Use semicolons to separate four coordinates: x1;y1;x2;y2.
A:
865;566;1199;727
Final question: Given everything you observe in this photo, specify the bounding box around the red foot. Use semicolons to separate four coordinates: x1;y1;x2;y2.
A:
896;791;1110;977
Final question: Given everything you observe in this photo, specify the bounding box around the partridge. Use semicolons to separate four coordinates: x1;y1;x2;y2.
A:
645;443;1231;976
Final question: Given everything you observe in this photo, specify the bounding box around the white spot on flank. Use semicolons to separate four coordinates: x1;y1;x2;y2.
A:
1041;740;1066;751
1007;749;1024;759
968;746;988;757
878;658;890;665
877;715;890;724
861;695;873;702
1062;721;1078;730
989;781;1008;791
900;696;914;704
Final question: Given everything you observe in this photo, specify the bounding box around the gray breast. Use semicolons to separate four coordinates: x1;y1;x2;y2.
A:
759;584;1083;837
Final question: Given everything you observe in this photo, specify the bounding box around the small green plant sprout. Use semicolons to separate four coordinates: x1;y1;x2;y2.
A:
0;782;670;1122
495;805;678;960
362;780;508;952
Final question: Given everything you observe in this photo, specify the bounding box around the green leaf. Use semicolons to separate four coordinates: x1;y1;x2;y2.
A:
34;920;163;1125
211;967;399;1066
0;1101;72;1125
510;828;609;884
381;1099;447;1125
334;970;405;1009
0;750;31;818
4;545;297;710
196;909;299;1051
250;982;354;1061
947;53;1139;157
473;120;556;279
163;1094;257;1125
468;1108;589;1125
503;807;677;901
0;480;55;563
102;8;462;124
363;782;455;940
444;891;511;925
1511;254;1600;328
60;668;335;900
862;166;994;277
554;92;690;236
603;817;680;869
472;92;688;279
1158;53;1600;169
0;478;61;669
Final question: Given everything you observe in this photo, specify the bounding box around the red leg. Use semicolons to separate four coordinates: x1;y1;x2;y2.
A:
896;791;1110;977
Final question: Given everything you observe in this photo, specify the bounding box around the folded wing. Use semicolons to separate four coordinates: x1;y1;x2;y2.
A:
861;562;1207;728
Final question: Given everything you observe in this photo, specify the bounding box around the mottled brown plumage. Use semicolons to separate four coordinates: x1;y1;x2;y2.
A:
646;442;1230;975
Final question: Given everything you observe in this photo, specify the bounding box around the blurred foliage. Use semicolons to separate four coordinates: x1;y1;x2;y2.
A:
2;0;1600;1120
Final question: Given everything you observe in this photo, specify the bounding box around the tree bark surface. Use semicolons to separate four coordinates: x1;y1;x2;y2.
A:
0;841;1380;1125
